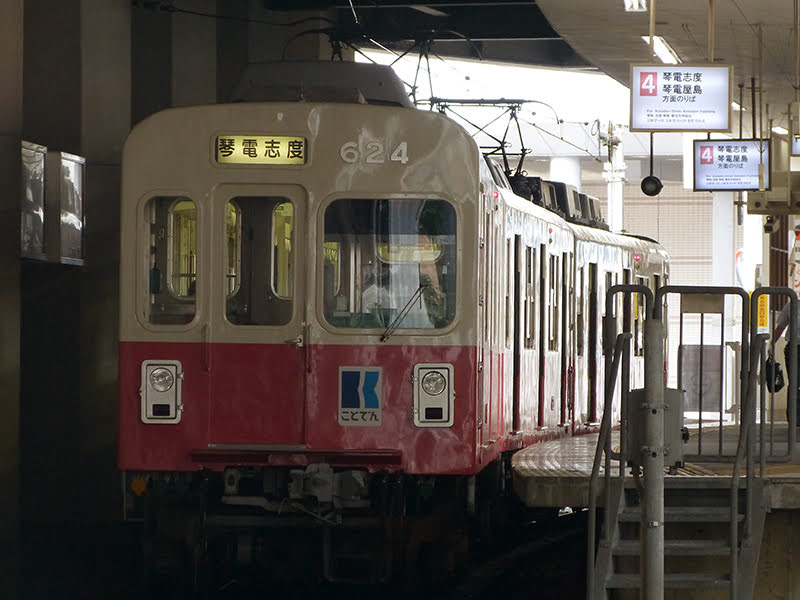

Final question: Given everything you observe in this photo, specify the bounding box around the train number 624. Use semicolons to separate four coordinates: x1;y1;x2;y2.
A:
340;141;409;164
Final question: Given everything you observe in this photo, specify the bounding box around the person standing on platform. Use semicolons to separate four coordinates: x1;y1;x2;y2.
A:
773;299;799;424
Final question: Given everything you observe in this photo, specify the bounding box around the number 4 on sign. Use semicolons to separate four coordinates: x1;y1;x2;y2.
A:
640;72;657;97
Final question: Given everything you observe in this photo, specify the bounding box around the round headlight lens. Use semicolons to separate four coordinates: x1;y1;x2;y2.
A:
421;371;447;396
149;367;175;393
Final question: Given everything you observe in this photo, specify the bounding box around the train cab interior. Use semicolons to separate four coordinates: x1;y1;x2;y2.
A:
322;198;457;331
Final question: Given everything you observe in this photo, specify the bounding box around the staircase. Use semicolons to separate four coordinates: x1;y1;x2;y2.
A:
591;476;767;599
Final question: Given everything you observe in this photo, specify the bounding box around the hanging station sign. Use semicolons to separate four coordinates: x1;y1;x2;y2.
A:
692;139;770;191
630;64;732;132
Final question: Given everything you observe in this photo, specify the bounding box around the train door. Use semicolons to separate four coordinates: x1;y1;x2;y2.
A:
208;188;307;445
538;244;547;427
588;262;598;422
480;209;494;445
512;235;522;432
560;252;571;425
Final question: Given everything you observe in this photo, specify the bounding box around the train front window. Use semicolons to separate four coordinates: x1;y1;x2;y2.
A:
225;197;294;326
322;198;456;330
145;196;197;325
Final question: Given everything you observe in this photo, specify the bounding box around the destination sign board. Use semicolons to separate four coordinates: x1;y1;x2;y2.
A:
693;139;770;191
215;135;307;165
631;64;732;132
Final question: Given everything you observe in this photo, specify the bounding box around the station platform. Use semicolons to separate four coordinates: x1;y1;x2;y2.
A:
512;423;800;510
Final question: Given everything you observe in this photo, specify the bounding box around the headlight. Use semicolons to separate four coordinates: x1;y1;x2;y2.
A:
149;367;175;392
421;371;446;396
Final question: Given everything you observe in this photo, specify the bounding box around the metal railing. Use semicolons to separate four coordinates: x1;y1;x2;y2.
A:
588;285;791;600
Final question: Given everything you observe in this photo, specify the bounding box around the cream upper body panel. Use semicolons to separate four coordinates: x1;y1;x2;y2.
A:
119;102;481;344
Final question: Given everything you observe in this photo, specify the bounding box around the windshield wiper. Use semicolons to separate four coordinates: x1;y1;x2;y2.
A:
380;284;427;342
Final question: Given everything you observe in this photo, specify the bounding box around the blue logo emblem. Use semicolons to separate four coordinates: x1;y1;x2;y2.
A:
339;367;382;426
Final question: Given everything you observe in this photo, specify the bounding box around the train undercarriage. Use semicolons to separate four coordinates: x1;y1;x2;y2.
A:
126;455;524;589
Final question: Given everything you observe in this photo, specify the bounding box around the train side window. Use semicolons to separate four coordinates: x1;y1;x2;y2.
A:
145;196;197;325
577;267;585;355
634;276;647;356
524;246;535;348
506;238;512;348
225;197;293;326
548;254;560;350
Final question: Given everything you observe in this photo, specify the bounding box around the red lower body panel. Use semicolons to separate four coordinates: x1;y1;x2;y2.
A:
118;341;479;475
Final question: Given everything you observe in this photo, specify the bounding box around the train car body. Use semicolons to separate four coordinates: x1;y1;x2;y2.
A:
117;62;668;582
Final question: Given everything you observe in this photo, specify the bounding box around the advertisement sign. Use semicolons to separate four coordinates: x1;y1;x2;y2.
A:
631;64;732;132
693;139;770;191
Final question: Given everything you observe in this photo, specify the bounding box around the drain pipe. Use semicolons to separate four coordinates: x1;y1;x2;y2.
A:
642;313;665;599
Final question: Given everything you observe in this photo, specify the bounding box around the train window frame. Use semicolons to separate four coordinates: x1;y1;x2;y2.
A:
141;195;198;328
319;196;458;333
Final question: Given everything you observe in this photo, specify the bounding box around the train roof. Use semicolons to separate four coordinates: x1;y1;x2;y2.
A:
228;61;414;108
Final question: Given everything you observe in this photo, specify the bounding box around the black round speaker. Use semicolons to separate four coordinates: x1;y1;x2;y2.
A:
641;175;663;197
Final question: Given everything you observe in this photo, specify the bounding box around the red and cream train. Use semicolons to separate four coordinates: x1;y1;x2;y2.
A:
117;61;669;581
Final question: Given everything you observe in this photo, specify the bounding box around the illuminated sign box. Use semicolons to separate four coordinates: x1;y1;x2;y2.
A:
215;135;307;165
793;134;800;156
693;139;770;191
631;64;732;132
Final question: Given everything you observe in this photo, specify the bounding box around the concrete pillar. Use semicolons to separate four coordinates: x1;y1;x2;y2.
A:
550;156;582;192
21;0;130;524
712;192;736;286
79;0;131;520
0;0;22;594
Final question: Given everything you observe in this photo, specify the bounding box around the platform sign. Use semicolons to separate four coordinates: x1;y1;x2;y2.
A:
631;64;732;132
693;139;770;191
792;134;800;156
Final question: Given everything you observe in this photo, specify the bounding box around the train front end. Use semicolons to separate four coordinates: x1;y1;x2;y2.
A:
118;99;482;580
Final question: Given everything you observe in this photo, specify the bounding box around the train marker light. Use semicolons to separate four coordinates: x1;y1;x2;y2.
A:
414;364;454;427
140;360;183;424
421;371;447;396
149;367;174;392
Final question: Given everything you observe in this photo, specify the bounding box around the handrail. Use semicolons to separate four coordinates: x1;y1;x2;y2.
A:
728;332;765;599
586;331;632;600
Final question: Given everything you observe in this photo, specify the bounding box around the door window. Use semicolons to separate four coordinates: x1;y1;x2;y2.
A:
225;197;294;326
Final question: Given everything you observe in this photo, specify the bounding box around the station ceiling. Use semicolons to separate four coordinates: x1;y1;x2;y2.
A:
268;0;800;137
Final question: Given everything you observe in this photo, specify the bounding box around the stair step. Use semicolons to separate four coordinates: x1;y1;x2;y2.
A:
613;539;731;556
624;477;746;490
607;573;731;589
619;506;743;522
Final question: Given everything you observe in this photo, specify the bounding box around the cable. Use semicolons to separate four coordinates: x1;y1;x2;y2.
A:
348;0;360;24
135;2;337;28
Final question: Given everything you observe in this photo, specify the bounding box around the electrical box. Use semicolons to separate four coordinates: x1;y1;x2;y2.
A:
21;141;47;260
625;388;687;469
45;151;85;265
747;133;800;215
